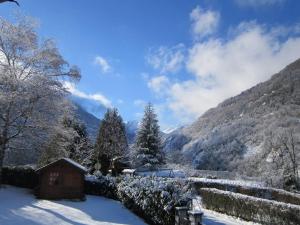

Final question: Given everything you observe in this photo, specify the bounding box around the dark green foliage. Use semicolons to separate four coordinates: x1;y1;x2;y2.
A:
2;166;38;189
84;175;118;200
94;108;128;169
98;154;110;176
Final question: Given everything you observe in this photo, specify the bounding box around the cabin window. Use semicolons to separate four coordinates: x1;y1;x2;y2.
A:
49;172;60;185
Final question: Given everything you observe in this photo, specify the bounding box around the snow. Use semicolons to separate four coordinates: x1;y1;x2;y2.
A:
0;186;146;225
62;158;87;172
202;209;260;225
136;169;186;178
189;177;265;188
163;127;178;134
36;158;87;173
193;196;261;225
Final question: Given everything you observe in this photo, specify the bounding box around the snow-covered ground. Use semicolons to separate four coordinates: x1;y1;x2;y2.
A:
193;196;261;225
0;186;146;225
202;209;260;225
0;186;261;225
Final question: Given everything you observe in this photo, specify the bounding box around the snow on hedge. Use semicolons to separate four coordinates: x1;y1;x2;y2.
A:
117;176;192;225
189;177;264;188
200;188;300;225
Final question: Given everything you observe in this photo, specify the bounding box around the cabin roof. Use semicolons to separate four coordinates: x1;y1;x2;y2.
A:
36;158;87;173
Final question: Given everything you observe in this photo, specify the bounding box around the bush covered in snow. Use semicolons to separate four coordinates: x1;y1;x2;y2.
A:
2;166;38;188
193;178;300;206
84;174;118;200
117;176;192;225
200;188;300;225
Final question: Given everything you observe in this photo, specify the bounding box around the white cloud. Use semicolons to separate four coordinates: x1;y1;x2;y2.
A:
94;56;111;73
64;81;112;108
235;0;285;7
134;99;147;108
148;21;300;122
147;75;170;94
146;44;185;73
190;6;220;39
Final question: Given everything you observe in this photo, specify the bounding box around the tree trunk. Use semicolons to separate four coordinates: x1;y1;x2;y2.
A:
0;143;5;186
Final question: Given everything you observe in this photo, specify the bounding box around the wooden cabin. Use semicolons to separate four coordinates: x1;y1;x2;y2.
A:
35;158;87;200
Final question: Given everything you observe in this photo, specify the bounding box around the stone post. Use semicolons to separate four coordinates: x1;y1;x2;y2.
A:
175;206;189;225
188;210;203;225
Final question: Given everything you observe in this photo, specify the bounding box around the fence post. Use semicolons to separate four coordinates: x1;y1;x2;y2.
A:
188;210;203;225
175;206;188;225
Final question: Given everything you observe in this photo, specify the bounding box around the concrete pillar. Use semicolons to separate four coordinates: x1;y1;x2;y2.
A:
175;206;188;225
188;210;203;225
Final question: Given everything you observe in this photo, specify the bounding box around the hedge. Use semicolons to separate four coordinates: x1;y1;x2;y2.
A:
117;176;191;225
84;175;118;200
193;179;300;205
200;188;300;225
2;166;38;188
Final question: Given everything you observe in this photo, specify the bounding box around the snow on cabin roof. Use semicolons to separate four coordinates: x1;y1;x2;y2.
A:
62;158;87;172
36;158;87;173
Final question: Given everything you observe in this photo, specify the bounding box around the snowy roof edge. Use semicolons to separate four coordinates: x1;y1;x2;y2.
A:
35;158;87;173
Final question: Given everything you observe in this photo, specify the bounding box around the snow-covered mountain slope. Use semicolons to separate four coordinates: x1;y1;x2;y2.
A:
74;103;101;142
75;103;139;144
125;120;139;144
163;58;300;172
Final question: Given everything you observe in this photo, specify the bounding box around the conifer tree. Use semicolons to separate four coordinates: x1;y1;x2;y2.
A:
94;108;128;174
133;103;164;169
63;118;93;167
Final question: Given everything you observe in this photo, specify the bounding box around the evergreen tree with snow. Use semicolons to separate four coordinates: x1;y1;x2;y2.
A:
94;108;128;173
38;116;93;167
63;117;93;167
133;103;164;169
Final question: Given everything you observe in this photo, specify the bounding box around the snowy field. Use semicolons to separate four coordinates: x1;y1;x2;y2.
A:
0;186;261;225
0;186;146;225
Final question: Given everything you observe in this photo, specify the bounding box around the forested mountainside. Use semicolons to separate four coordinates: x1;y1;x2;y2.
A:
74;103;100;142
163;59;300;177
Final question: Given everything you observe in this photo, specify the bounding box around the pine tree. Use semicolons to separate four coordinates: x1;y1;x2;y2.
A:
94;108;128;174
133;103;164;169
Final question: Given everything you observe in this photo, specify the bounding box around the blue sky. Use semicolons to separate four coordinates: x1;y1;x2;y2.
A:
1;0;300;130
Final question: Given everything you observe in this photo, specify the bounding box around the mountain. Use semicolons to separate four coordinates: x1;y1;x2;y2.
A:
163;59;300;174
71;96;107;119
73;102;139;144
125;120;139;144
73;103;100;142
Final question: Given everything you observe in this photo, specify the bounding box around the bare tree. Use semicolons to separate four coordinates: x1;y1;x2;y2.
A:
268;128;299;189
0;16;81;183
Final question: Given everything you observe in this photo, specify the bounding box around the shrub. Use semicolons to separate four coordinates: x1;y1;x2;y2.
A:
2;166;38;188
117;176;192;225
84;174;118;200
193;178;300;205
200;188;300;225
